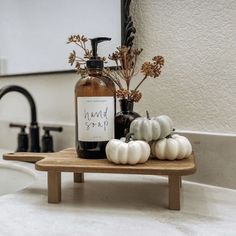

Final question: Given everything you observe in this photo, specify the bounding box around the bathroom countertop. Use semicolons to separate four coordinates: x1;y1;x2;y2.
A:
0;150;236;236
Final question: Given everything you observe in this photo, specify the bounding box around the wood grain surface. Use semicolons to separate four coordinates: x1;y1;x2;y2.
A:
34;148;196;176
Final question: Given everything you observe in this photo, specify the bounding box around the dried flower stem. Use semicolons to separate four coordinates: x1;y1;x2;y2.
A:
133;75;147;91
103;70;123;90
76;56;86;62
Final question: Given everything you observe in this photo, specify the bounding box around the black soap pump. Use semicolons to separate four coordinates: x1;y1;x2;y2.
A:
86;37;111;69
41;126;63;152
74;37;116;159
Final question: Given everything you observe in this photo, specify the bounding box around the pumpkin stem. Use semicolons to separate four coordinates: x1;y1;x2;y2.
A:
146;110;150;119
125;132;134;143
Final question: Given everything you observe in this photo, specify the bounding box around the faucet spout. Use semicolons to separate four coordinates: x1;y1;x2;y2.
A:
0;85;40;152
0;85;37;125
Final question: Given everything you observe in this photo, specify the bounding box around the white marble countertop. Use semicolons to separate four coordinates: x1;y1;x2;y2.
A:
0;149;236;236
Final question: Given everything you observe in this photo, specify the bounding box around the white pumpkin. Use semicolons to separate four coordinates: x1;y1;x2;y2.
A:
129;111;173;142
153;115;173;139
105;133;150;165
151;134;192;160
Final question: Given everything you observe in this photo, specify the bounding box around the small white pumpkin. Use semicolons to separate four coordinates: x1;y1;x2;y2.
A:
151;134;192;160
105;133;150;165
129;111;173;142
153;115;173;139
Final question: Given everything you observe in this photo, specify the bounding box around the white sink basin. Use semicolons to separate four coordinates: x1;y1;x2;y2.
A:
0;162;36;197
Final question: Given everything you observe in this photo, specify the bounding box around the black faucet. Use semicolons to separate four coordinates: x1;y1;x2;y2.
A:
0;85;40;152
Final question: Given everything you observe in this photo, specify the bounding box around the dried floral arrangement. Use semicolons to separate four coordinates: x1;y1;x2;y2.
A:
67;34;164;102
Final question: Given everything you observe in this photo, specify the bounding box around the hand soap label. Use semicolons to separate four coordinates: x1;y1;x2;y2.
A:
77;97;114;142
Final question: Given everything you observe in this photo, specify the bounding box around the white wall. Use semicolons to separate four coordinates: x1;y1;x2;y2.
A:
130;0;236;134
0;0;235;134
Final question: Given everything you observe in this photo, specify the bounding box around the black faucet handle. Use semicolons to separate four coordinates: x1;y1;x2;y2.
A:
9;123;29;152
42;126;63;153
9;123;27;131
43;126;63;133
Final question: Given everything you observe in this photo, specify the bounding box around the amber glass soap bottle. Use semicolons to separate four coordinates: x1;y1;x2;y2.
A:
75;37;116;159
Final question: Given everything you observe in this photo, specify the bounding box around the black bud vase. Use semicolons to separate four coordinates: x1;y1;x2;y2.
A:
115;99;141;139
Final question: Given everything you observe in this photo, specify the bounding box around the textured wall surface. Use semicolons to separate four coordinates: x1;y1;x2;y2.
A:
130;0;236;133
0;0;235;134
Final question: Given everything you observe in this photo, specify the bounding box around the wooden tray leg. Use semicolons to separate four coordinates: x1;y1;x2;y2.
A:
48;171;61;203
74;173;84;183
168;175;181;210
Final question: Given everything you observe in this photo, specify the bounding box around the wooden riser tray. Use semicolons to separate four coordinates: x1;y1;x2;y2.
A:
3;148;197;210
3;152;52;163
